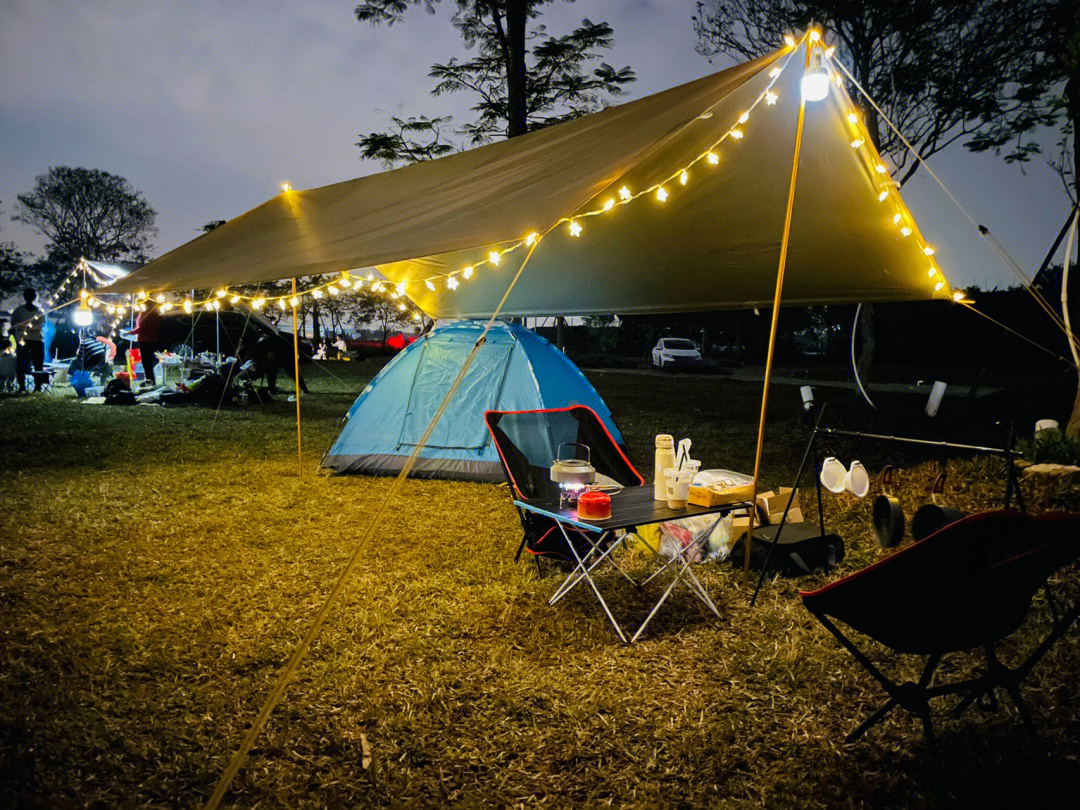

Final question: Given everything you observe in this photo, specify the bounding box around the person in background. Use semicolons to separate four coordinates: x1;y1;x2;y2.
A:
11;288;45;393
132;304;163;385
70;325;111;383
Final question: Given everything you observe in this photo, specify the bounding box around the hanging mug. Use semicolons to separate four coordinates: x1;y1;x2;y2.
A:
820;456;847;494
843;461;870;498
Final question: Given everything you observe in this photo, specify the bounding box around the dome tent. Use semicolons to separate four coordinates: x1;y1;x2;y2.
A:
321;320;625;482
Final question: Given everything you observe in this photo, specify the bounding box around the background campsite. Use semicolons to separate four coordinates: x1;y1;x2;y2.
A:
3;1;1080;808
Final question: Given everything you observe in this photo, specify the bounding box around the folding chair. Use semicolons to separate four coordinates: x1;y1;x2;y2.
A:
801;510;1080;759
484;406;644;565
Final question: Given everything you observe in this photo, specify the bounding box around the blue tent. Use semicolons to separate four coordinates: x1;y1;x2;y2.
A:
322;320;625;482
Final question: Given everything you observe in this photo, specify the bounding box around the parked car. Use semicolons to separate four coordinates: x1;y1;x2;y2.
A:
651;337;702;370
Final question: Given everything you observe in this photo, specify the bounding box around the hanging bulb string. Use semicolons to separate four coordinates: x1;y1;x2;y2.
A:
830;55;1077;342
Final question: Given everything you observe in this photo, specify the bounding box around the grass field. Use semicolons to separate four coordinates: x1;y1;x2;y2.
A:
2;359;1079;808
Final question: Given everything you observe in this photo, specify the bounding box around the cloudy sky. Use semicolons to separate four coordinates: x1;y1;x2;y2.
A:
0;0;1072;290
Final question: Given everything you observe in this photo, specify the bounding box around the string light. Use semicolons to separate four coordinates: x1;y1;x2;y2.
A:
850;138;864;148
875;164;887;174
730;128;744;139
281;182;291;192
447;276;459;290
923;246;935;256
488;251;502;265
462;266;473;280
679;170;689;185
765;91;778;105
707;151;719;165
253;298;265;309
847;112;859;124
425;279;436;291
738;111;750;124
603;198;615;211
568;220;583;237
784;35;796;47
935;280;945;292
619;186;632;200
900;226;912;237
809;29;821;42
878;191;889;202
656;186;669;202
215;288;227;298
893;214;902;225
952;290;965;302
525;232;539;246
183;299;193;314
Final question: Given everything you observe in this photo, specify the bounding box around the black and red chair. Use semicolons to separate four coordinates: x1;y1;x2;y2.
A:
484;406;644;564
801;510;1080;758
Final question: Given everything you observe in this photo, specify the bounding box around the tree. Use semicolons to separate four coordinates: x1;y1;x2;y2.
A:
13;167;157;265
354;0;634;164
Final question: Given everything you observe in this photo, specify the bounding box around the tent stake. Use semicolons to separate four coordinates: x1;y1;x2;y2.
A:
744;42;811;587
291;277;303;478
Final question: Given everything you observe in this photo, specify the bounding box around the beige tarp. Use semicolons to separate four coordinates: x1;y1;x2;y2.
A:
107;43;949;315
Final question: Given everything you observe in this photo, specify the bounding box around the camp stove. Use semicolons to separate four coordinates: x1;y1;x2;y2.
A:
550;443;596;509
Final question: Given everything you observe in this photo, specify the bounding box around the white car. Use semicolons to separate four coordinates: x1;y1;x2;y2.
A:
651;338;702;370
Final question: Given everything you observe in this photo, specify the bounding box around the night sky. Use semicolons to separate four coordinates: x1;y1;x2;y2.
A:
0;0;1072;291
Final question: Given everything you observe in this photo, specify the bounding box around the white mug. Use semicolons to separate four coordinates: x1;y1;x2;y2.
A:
820;456;847;494
843;461;869;498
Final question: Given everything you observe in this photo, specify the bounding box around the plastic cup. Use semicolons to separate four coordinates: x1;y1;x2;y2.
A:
665;468;694;509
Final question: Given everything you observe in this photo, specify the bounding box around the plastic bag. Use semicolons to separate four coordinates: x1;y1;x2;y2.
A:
658;514;732;563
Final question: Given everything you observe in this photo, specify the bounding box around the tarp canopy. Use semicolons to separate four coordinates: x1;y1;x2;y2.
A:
107;41;950;317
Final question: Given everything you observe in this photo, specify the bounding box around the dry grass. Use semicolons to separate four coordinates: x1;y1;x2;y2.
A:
2;361;1079;808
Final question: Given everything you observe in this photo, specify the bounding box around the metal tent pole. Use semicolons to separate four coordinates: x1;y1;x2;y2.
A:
743;41;812;586
291;278;303;478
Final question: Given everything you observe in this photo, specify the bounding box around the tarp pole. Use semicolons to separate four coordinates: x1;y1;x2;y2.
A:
743;42;811;586
291;277;303;478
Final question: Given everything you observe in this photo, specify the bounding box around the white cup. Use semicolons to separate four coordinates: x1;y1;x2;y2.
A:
843;461;870;498
665;468;694;508
820;456;847;494
1035;419;1059;436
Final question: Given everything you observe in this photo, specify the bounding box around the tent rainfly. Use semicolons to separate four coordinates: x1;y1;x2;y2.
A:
104;40;953;315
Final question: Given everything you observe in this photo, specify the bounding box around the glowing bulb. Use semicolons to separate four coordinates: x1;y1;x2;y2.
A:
847;112;859;124
923;246;935;256
801;65;830;101
851;138;864;148
398;303;406;311
106;305;115;315
230;295;241;304
489;251;501;266
900;226;912;237
706;151;719;165
892;214;902;225
525;232;539;246
396;281;407;295
339;278;352;289
656;186;668;202
80;288;89;299
928;268;936;278
603;198;615;211
935;280;945;292
425;279;436;291
288;296;299;307
809;29;821;42
825;46;835;58
784;35;796;47
215;288;227;298
183;299;193;314
730;128;744;139
878;191;889;202
447;276;459;290
952;290;964;302
372;282;383;293
765;90;778;105
161;302;173;312
73;304;94;327
412;312;420;321
211;300;221;311
875;164;887;174
568;220;583;237
327;285;339;296
769;67;782;78
155;294;165;304
738;111;750;124
463;266;473;279
253;298;265;309
679;170;689;185
281;182;291;192
618;186;632;201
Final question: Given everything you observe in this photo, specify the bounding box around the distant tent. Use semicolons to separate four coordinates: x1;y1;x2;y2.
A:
322;320;624;482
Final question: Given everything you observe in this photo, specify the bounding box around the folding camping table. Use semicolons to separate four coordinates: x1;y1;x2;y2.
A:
514;486;751;643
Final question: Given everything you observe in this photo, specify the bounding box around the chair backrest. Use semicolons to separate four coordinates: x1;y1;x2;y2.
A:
801;510;1080;655
485;406;643;502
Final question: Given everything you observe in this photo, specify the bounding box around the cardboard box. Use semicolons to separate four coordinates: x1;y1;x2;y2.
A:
756;487;800;523
688;482;755;508
731;515;753;540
